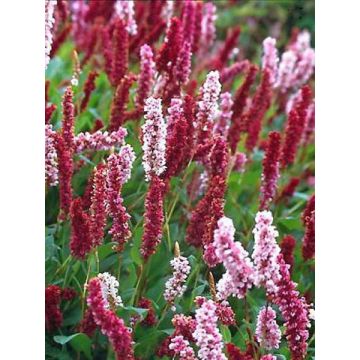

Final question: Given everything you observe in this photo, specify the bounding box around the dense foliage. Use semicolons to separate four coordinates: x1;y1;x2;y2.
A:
45;1;315;359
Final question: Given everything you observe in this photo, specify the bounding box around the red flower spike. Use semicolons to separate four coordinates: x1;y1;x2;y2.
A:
80;71;98;113
245;69;272;152
111;18;129;87
91;118;104;133
280;235;297;272
45;103;57;124
56;0;68;24
141;176;166;260
186;175;226;248
70;197;93;259
210;135;230;177
138;297;157;326
85;0;115;23
226;343;253;360
220;60;250;85
109;73;136;131
90;163;107;247
278;177;300;202
81;22;101;67
213;26;241;70
294;85;313;141
192;1;203;53
50;23;72;58
228;64;258;154
45;285;63;332
260;131;282;210
181;0;196;48
143;20;167;47
281;108;301;167
55;133;73;218
87;277;135;360
102;26;113;82
80;309;97;338
274;255;310;360
61;287;77;301
302;195;315;260
61;86;75;151
156;17;183;74
216;302;236;326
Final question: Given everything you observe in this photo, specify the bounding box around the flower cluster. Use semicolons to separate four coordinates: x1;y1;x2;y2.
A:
115;0;137;35
45;0;57;69
138;297;157;326
164;254;191;306
169;335;197;360
45;285;63;332
214;92;234;137
141;176;166;260
107;145;135;250
193;297;226;360
142;97;167;181
89;163;107;246
260;131;282;210
262;37;279;86
302;195;315;260
196;70;222;144
86;277;134;359
136;44;156;110
199;3;217;55
45;124;58;186
252;211;281;295
255;306;281;350
213;217;255;300
70;197;92;259
97;272;123;309
73;128;127;153
280;234;297;272
274;255;310;360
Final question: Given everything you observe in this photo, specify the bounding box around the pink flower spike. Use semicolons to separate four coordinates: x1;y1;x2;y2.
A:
164;255;191;307
260;355;277;360
275;51;297;92
45;124;59;187
136;44;156;110
262;37;279;86
214;92;233;138
255;306;281;350
174;40;192;85
199;3;217;55
142;97;167;181
74;128;127;154
45;0;57;69
193;298;226;360
169;335;196;360
115;0;137;35
214;217;255;300
251;210;281;295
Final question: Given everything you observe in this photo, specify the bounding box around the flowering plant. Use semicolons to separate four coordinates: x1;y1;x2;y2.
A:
45;1;315;359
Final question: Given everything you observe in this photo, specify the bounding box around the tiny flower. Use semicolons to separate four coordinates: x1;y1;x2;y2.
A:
255;306;281;350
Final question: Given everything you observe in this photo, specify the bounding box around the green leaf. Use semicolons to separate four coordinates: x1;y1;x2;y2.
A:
220;325;232;342
54;333;92;359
